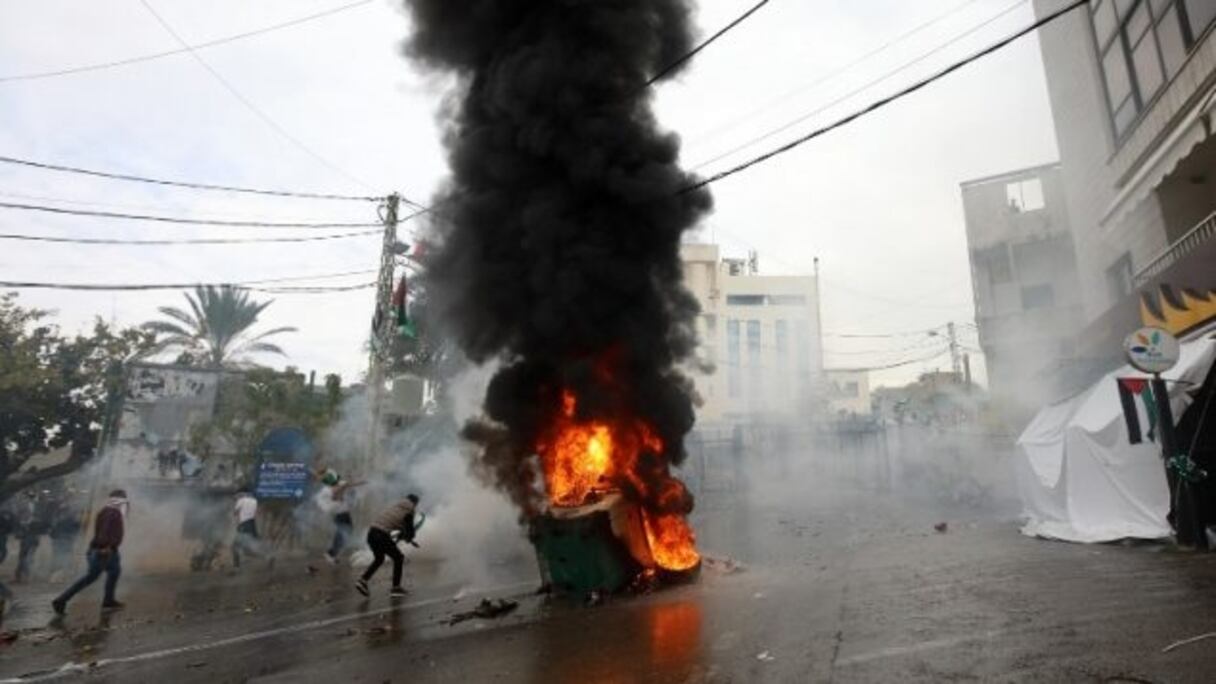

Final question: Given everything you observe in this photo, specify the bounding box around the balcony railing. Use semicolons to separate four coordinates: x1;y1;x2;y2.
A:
1134;210;1216;286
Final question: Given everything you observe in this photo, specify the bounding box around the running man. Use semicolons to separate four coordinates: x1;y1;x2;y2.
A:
314;469;364;564
52;490;129;615
355;494;419;598
231;488;271;569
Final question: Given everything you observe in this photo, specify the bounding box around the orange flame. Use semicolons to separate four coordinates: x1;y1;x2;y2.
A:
537;389;700;572
642;511;701;572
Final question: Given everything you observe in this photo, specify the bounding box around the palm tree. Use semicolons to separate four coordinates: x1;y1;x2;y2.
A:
144;286;297;368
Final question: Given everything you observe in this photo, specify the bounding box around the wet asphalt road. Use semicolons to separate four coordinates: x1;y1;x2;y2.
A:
2;459;1215;682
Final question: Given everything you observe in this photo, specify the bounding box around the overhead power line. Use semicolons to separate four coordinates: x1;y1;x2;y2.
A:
0;0;374;84
690;0;1028;171
688;0;986;144
0;229;380;246
137;0;389;199
680;0;1086;193
0;200;404;229
0;154;378;202
830;348;952;373
644;0;771;86
0;268;377;292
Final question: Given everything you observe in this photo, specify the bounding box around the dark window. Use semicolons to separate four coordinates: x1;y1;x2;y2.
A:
768;294;808;306
1106;253;1134;300
988;245;1013;285
726;294;765;306
746;320;761;396
1021;284;1055;310
1091;0;1213;138
727;319;741;398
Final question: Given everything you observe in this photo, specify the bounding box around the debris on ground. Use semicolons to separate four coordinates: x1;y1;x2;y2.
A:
0;631;19;646
186;661;207;669
1161;631;1216;653
756;650;775;662
448;599;519;626
702;555;746;575
934;522;949;533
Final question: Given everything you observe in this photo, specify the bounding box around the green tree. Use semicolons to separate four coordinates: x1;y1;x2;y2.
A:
144;285;296;368
0;293;156;504
189;368;343;468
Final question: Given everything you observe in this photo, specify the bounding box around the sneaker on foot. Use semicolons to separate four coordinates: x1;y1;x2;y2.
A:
389;586;407;597
355;579;369;597
51;599;66;616
101;601;125;611
324;553;338;566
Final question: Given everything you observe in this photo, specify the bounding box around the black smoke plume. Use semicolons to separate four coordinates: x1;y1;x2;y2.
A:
402;0;713;517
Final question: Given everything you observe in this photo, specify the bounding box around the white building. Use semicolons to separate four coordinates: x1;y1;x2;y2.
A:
1033;0;1216;364
824;369;872;417
680;243;824;422
960;162;1083;414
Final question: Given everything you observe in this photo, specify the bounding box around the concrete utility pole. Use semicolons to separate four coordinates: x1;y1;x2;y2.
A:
947;321;962;377
366;193;400;470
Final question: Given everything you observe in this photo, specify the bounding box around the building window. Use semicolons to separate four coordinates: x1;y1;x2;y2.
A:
746;320;761;397
1006;177;1045;212
725;294;765;306
988;245;1013;285
1021;284;1055;310
768;294;808;306
794;319;811;380
775;320;789;359
1106;252;1134;299
1092;0;1216;138
727;319;741;398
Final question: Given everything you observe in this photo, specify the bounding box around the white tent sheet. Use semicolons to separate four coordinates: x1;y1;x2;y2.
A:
1015;337;1216;543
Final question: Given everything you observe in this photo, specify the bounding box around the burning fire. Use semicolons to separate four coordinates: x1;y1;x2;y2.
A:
537;390;700;572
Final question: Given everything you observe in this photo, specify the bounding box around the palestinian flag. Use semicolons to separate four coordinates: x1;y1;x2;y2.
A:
391;275;416;339
1116;378;1158;444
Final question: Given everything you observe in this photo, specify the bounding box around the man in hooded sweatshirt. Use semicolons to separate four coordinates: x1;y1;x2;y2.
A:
355;494;419;598
52;490;128;615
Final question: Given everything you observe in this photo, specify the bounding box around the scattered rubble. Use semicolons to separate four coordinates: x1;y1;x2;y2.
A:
448;599;519;626
934;522;949;533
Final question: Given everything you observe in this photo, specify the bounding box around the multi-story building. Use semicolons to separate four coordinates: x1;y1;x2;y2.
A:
1032;0;1216;365
824;369;872;417
960;162;1083;413
680;243;824;422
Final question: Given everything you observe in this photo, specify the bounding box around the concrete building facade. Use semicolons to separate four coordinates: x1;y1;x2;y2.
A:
1032;0;1216;364
681;243;824;422
960;162;1083;412
824;369;872;417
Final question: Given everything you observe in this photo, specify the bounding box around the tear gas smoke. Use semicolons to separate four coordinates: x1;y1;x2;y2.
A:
400;0;713;519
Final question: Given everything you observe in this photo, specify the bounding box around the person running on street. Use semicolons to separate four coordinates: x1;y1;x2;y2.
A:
355;494;419;598
231;488;271;569
52;490;129;615
314;469;363;564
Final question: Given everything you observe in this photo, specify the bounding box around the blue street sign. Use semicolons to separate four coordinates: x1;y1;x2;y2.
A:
254;461;310;500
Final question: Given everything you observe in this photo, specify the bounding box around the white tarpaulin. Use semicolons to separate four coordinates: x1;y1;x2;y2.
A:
1015;337;1216;543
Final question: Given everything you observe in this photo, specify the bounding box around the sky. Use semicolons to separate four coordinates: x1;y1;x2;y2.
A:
0;0;1060;389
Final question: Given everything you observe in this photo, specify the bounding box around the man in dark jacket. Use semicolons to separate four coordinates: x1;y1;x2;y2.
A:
52;490;128;614
355;494;419;598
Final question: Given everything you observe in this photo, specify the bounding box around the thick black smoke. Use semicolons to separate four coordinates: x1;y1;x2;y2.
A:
403;0;713;516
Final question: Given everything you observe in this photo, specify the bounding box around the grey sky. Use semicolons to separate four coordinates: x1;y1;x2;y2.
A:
0;0;1059;387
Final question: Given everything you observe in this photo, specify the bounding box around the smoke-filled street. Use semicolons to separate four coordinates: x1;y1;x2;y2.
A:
2;435;1214;683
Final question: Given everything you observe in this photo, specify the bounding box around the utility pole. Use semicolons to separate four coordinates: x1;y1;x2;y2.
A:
367;193;400;471
947;321;962;378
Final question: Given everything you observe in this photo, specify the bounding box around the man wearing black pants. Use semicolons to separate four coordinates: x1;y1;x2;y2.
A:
356;494;418;598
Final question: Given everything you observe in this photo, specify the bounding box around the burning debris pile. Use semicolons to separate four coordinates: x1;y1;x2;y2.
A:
401;0;713;592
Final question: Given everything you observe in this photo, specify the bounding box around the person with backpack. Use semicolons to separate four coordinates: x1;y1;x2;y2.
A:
355;494;420;598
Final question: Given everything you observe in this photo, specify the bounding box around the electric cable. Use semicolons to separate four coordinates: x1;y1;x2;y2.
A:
687;0;986;144
0;268;377;292
0;154;378;202
0;230;380;246
644;0;771;87
680;0;1086;192
689;0;1029;171
0;200;414;229
137;0;388;199
0;0;374;84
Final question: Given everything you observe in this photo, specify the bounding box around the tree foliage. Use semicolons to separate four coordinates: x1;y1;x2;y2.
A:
189;368;343;467
0;293;156;504
144;285;296;368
